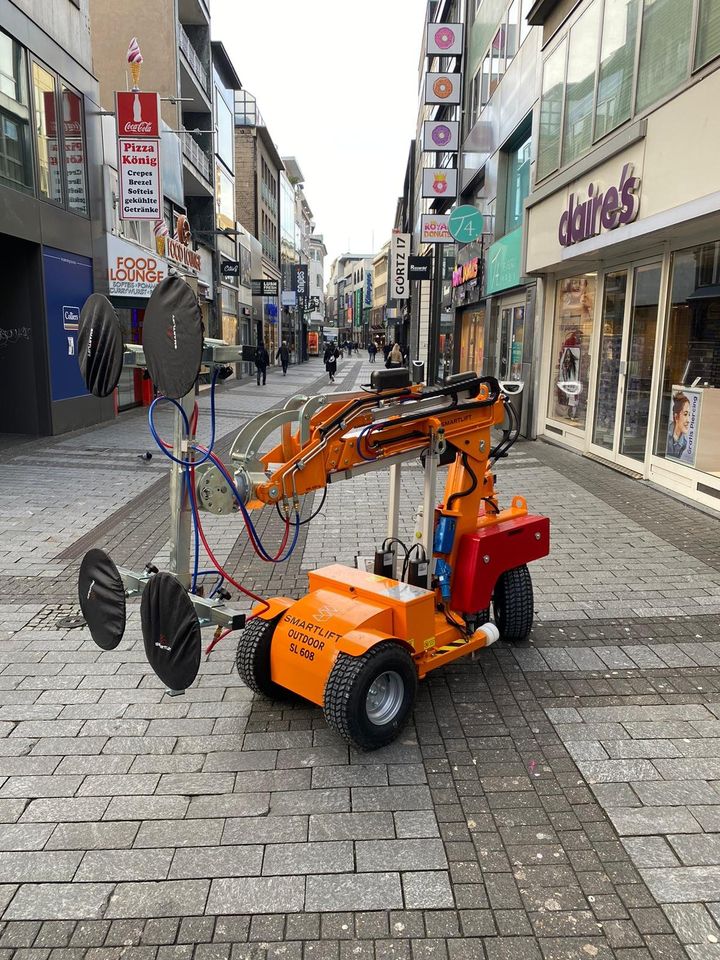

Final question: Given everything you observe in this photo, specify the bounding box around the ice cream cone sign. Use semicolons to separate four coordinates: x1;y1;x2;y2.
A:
154;219;169;256
127;37;143;91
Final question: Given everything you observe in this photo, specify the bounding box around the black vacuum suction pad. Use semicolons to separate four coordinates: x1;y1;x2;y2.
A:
143;277;203;399
141;572;201;690
78;548;126;650
77;294;124;398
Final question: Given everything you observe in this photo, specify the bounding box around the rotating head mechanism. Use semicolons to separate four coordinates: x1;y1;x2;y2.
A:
143;276;203;399
77;294;124;398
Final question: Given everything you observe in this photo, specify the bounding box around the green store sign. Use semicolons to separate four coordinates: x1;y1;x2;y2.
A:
486;227;523;295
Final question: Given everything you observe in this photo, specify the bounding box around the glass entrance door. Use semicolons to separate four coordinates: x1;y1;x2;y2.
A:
590;262;662;466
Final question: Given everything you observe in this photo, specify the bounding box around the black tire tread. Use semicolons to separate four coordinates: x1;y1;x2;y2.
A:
235;615;285;698
324;641;415;750
493;564;534;643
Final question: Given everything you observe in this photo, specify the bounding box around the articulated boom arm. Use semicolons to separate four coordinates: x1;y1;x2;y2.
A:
232;376;502;504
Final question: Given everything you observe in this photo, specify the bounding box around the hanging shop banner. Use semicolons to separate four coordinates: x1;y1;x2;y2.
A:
281;291;297;306
426;22;464;56
291;264;309;310
390;232;411;300
423;120;459;152
252;278;279;297
422;168;458;200
107;234;167;298
364;269;373;308
420;215;452;244
118;137;162;220
221;259;240;279
115;91;161;137
424;73;461;105
448;204;484;243
408;256;433;281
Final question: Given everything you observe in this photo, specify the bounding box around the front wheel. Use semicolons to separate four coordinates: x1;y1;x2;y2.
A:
493;564;534;643
324;642;417;750
235;615;286;699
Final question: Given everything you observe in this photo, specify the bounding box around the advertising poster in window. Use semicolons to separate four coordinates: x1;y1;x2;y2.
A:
665;387;701;467
62;88;87;214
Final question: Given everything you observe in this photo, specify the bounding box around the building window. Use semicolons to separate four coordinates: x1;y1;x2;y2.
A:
654;240;720;473
537;40;566;180
547;274;597;428
504;131;531;234
0;30;32;194
32;61;62;204
595;0;639;140
636;0;693;111
695;0;720;68
562;1;600;166
215;163;234;229
61;85;88;215
215;93;233;172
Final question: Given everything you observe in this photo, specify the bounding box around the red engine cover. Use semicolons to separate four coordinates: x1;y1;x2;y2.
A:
451;514;550;613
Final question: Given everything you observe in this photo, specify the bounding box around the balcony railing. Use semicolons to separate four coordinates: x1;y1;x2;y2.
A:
179;26;209;94
181;128;211;182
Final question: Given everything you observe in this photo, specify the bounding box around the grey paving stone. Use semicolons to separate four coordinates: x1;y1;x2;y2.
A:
222;816;308;845
269;790;349;815
21;799;110;823
0;823;55;851
401;871;454;909
263;842;353;876
394;812;441;839
664;903;720;944
206;877;305;914
305;873;402;912
577;760;662;783
185;794;270;819
608;807;702;836
0;852;82;884
169;845;263;879
308;812;394;842
104;880;209;918
351;786;432;812
46;822;139;851
103;796;189;822
133;820;224;849
669;834;720;867
234;770;311;793
656;759;720;780
311;766;388;789
75;849;172;882
592;783;642;808
622;837;681;868
356;839;447;872
4;884;114;920
603;740;682;760
633;781;720;806
643;867;720;903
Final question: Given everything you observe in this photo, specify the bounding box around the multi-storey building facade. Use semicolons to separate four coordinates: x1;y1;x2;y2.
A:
372;241;390;346
234;89;282;354
0;0;107;435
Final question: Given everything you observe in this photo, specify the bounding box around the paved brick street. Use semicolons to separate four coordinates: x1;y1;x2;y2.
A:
2;358;720;960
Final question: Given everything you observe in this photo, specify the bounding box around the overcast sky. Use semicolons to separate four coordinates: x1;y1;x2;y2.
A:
212;0;427;268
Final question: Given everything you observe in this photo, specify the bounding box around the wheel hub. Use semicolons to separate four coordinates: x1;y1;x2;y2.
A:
365;670;404;725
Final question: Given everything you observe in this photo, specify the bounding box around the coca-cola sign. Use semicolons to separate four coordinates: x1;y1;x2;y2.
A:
115;91;160;138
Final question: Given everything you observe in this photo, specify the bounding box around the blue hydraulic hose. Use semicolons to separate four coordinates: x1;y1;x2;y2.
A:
148;368;219;468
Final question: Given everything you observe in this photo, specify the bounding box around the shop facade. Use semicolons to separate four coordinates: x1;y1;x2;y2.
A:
526;68;720;511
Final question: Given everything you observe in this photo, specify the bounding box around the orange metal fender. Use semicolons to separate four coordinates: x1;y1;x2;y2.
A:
253;597;294;622
337;628;414;658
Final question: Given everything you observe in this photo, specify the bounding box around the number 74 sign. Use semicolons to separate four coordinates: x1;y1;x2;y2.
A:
448;205;484;243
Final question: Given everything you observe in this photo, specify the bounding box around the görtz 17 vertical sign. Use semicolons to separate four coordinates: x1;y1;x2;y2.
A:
115;91;162;220
391;231;411;300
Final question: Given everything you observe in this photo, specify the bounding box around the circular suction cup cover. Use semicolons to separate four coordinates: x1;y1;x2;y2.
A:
78;548;127;650
141;572;201;690
77;294;124;398
143;277;203;399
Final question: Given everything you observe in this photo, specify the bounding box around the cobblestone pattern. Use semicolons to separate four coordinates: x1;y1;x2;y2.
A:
3;357;720;957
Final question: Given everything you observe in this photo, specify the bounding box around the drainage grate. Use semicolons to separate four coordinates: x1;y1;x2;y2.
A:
582;452;643;481
24;604;86;631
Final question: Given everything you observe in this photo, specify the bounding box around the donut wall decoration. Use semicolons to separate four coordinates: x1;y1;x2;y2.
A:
426;21;464;57
423;120;460;153
421;167;458;200
425;72;461;105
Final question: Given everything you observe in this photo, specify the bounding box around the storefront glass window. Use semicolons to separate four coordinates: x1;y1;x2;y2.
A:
592;271;627;450
695;0;720;69
619;263;661;461
537;40;566;180
548;275;596;428
655;242;720;474
0;31;32;194
32;61;62;203
505;133;531;233
61;85;87;216
562;1;600;166
636;0;693;112
595;0;639;141
460;308;485;375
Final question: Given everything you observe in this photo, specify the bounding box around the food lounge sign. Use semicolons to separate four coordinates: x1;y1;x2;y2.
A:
558;163;640;247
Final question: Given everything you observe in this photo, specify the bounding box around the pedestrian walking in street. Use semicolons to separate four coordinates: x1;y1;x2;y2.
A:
368;342;377;363
324;343;339;382
255;341;269;386
387;342;403;368
276;340;290;376
383;342;392;364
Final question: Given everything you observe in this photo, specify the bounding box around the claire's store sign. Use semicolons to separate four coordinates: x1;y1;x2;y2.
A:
558;163;641;247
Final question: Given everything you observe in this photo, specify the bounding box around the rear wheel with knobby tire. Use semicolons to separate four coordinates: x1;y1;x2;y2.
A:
324;641;417;750
235;614;286;699
492;564;534;643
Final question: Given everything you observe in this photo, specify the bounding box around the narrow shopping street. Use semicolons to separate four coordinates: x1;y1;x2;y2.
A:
0;358;719;959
